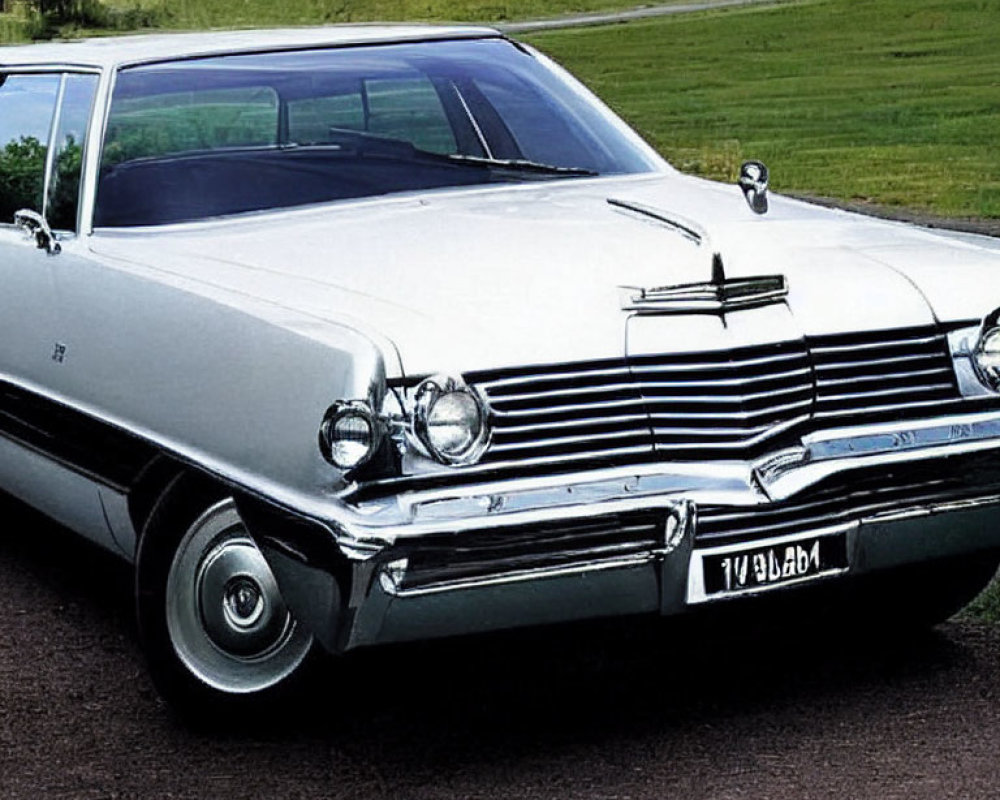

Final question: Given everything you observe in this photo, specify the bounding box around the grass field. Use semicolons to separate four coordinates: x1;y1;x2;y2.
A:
523;0;1000;220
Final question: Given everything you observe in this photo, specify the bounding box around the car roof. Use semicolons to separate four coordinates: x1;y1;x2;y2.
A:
0;24;501;70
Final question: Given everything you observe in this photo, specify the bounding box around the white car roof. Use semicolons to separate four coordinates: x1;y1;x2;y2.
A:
0;24;501;69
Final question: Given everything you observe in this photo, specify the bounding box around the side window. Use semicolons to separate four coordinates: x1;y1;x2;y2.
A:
0;73;60;226
48;73;99;231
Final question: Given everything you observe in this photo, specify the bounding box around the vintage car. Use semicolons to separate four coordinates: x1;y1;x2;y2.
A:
2;25;1000;714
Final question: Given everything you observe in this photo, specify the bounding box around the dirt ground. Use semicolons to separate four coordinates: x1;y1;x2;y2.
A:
2;492;1000;800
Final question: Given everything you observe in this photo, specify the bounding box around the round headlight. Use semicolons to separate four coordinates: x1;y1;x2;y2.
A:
413;376;490;465
975;326;1000;390
318;402;381;471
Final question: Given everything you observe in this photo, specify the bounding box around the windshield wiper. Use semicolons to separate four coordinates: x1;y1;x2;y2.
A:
281;130;600;179
443;153;599;177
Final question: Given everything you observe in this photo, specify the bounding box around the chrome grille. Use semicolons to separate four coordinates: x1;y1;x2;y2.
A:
696;454;1000;548
634;341;812;455
468;326;963;467
810;326;959;420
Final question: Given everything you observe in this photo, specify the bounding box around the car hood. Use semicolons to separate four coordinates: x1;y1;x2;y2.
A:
90;172;1000;378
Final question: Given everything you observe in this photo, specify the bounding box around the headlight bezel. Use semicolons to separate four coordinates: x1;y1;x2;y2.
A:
318;400;383;471
973;309;1000;392
412;374;491;466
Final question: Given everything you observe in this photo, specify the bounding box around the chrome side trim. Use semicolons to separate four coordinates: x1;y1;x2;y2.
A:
686;522;855;605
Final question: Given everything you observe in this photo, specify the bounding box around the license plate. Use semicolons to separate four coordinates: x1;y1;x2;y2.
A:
700;532;849;598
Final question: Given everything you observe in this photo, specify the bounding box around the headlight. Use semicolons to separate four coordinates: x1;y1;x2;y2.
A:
413;375;491;465
318;401;382;470
974;316;1000;391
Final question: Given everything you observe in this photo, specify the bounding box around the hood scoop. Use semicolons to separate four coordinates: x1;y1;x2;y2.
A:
622;253;789;315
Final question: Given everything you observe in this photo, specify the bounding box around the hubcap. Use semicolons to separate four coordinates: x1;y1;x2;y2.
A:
165;500;313;694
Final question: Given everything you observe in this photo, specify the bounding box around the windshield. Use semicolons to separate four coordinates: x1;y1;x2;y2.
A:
95;38;658;227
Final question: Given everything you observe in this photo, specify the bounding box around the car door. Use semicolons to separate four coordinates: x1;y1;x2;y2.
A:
0;71;64;381
0;68;123;548
0;70;99;381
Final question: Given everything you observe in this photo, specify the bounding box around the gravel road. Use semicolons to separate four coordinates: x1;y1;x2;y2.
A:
2;493;1000;799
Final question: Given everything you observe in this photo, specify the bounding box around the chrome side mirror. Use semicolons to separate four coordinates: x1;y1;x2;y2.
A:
738;160;769;215
14;209;61;255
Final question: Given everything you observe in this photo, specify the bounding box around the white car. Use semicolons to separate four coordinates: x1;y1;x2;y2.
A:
2;25;1000;716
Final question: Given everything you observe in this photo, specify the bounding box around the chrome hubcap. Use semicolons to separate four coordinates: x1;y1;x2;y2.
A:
224;578;264;627
165;500;313;694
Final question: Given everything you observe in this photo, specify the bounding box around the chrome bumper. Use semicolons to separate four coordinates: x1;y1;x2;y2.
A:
243;409;1000;654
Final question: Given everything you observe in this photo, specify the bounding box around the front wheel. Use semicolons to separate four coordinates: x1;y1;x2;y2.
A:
136;479;314;717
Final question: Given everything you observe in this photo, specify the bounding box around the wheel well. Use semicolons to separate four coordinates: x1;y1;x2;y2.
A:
127;456;221;539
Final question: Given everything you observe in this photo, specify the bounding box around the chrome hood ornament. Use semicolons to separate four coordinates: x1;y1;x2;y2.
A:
621;253;789;314
738;160;769;214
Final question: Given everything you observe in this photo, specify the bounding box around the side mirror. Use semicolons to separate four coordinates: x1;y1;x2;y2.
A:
14;209;61;255
738;160;769;215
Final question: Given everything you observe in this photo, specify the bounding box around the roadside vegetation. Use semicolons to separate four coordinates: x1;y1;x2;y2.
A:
0;0;690;41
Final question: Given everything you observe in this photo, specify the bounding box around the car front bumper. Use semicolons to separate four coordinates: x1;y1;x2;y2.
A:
238;409;1000;654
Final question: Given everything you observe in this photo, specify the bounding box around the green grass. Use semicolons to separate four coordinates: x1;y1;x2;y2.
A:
962;574;1000;623
523;0;1000;219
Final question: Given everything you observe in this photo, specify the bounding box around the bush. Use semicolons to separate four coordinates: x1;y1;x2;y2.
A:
21;0;163;38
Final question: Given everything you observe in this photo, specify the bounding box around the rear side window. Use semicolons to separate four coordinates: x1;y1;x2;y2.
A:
0;72;98;232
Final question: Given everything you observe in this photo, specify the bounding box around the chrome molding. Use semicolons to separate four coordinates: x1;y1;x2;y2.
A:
862;493;1000;524
380;551;657;598
754;410;1000;500
606;197;705;244
621;274;789;315
620;251;788;314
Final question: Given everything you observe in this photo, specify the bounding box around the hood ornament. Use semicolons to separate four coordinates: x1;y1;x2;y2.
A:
738;160;769;214
621;253;788;315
